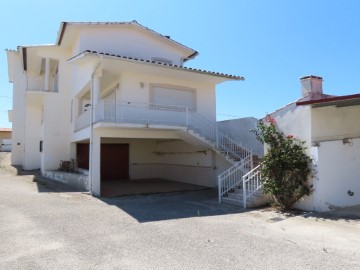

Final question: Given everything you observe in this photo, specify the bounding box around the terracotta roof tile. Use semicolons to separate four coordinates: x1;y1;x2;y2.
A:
68;50;245;81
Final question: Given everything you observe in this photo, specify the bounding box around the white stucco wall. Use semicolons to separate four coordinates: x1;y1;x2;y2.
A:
118;72;216;123
312;138;360;211
272;103;360;212
312;105;360;142
74;27;185;65
217;117;263;156
41;58;73;171
7;52;26;166
24;106;41;170
271;103;312;145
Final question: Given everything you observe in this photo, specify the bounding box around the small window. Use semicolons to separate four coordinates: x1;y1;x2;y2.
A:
40;140;43;152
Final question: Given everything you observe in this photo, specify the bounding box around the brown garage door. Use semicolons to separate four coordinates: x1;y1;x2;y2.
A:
101;144;129;180
77;143;89;170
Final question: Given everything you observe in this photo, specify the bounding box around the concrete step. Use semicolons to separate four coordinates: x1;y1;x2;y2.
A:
221;196;244;206
222;190;270;208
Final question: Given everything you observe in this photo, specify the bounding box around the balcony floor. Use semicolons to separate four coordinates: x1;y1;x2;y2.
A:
101;178;208;197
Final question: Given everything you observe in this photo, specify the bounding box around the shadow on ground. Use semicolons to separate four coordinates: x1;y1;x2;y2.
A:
260;206;360;223
99;189;248;223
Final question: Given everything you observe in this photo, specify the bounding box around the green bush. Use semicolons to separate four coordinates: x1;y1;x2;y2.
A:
253;116;312;210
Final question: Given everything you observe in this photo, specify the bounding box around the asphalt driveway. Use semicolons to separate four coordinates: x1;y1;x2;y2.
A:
0;155;360;269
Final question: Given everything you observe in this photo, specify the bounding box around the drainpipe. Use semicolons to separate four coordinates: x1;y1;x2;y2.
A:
89;57;102;195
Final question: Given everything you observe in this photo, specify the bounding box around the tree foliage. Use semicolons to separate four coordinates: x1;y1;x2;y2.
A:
253;117;312;210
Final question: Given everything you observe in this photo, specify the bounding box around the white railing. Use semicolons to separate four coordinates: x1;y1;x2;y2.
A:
91;100;253;162
75;110;91;131
242;165;262;208
218;154;253;203
187;111;252;161
95;100;187;126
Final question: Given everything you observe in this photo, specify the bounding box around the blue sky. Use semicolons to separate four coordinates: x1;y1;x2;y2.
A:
1;0;360;128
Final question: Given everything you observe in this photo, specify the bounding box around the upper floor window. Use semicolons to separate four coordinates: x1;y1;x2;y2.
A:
150;85;195;111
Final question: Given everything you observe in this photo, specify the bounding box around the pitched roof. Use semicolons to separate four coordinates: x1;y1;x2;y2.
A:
56;21;198;61
68;50;245;81
296;93;360;108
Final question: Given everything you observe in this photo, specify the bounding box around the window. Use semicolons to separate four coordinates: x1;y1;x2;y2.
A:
150;85;195;111
53;66;59;92
39;141;43;152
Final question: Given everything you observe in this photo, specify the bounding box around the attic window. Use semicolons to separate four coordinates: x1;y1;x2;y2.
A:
151;57;173;65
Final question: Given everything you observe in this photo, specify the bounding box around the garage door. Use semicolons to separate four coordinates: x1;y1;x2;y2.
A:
101;144;129;180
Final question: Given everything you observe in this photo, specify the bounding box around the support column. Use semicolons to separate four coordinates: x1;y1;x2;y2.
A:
93;76;101;105
89;131;101;196
44;58;50;91
92;69;102;121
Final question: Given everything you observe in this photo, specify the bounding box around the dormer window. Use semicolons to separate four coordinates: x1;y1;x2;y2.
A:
151;57;173;65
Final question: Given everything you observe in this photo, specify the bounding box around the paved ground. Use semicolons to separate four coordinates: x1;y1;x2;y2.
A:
101;178;208;197
1;153;360;269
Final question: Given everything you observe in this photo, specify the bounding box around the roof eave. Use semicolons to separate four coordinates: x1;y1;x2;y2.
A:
56;21;198;58
68;50;245;81
296;93;360;107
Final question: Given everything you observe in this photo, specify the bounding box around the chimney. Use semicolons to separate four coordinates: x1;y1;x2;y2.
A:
300;75;323;97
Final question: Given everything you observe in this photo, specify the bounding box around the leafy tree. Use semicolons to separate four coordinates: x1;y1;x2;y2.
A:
253;116;312;210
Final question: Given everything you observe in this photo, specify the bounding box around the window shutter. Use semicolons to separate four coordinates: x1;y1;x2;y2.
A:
150;87;194;110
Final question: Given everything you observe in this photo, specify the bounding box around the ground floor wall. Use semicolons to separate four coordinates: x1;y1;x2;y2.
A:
296;139;360;212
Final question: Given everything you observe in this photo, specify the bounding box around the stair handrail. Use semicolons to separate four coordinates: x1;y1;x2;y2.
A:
242;164;262;208
218;154;253;203
187;110;253;161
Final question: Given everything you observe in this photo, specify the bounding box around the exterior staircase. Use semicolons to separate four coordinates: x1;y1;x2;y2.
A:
218;159;269;208
177;109;269;208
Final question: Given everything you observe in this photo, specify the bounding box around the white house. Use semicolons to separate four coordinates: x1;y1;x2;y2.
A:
267;75;360;212
6;21;255;197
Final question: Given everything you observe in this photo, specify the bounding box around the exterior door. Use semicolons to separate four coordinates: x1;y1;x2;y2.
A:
101;144;129;180
77;143;89;170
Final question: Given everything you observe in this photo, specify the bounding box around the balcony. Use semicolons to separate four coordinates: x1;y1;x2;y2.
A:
75;100;216;140
75;110;91;131
95;100;189;127
74;101;189;132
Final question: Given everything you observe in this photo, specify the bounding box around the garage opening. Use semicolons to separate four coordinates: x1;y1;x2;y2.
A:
75;138;208;198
